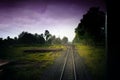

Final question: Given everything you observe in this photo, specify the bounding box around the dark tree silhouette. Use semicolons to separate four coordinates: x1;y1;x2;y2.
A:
44;30;51;41
18;32;35;44
37;34;45;44
0;30;64;48
18;31;45;45
0;31;46;58
14;37;17;40
0;38;4;47
74;7;105;45
5;36;14;46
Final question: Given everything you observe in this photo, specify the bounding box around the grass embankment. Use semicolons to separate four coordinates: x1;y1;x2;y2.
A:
75;44;106;80
0;45;65;80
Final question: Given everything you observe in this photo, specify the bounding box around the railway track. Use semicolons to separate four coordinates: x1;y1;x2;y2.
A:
40;45;91;80
59;46;77;80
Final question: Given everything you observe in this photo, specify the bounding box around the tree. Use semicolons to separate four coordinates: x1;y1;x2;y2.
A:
5;36;14;46
38;34;45;44
44;30;52;45
74;7;105;45
62;36;68;44
55;37;61;44
44;30;51;41
14;37;17;40
18;32;36;44
0;38;3;47
50;35;56;45
18;31;45;45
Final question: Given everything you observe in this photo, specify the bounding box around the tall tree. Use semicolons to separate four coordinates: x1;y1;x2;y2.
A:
74;7;105;45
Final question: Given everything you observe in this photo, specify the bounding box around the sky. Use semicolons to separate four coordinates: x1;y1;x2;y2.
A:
0;0;106;42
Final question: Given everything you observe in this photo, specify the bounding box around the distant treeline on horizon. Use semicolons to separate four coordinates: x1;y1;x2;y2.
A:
0;30;69;47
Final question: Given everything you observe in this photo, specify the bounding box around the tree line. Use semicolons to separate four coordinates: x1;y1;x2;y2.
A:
0;30;68;47
73;7;106;46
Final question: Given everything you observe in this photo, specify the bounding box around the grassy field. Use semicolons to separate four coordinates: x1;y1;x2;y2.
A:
0;45;65;80
75;44;106;80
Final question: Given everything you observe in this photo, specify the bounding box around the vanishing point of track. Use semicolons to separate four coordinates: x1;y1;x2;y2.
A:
59;46;77;80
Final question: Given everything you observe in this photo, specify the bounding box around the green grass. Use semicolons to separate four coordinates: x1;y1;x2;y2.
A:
0;45;64;80
75;44;106;80
48;44;67;50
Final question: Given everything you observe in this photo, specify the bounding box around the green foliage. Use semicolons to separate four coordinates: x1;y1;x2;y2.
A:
0;45;63;80
0;30;69;49
75;44;106;80
73;7;105;45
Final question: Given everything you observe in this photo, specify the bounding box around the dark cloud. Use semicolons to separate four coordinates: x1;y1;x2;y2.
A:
0;0;106;5
0;0;106;12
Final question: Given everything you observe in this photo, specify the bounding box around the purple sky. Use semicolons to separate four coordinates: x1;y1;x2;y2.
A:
0;0;106;42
